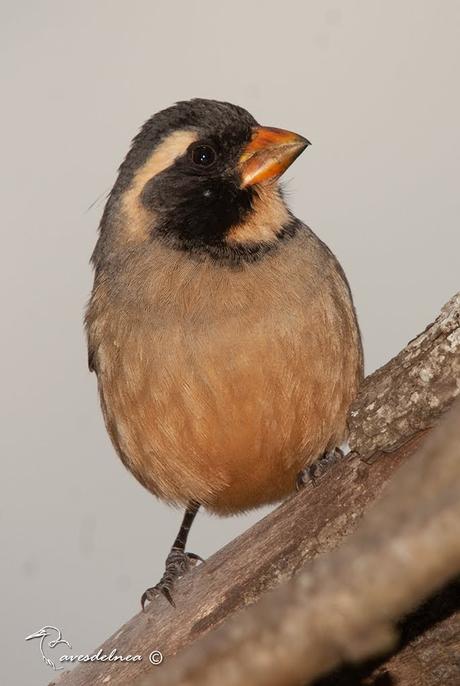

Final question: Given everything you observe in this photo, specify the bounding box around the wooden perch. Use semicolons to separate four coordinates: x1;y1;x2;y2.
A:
53;292;460;686
138;398;460;686
349;292;460;458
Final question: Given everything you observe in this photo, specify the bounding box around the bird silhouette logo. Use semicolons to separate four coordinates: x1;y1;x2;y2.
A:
25;626;71;670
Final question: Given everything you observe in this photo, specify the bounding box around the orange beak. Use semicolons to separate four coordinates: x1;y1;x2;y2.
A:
239;126;310;188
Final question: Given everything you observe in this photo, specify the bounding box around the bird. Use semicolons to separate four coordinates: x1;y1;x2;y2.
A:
85;98;363;609
25;626;71;670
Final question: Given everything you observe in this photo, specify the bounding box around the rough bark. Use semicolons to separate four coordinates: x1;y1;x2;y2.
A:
349;292;460;459
316;579;460;686
52;292;460;686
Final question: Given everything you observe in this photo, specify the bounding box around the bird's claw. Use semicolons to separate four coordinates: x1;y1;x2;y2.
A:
296;446;345;490
141;548;203;611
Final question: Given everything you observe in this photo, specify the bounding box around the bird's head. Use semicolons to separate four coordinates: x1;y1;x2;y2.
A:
97;98;309;263
25;626;52;641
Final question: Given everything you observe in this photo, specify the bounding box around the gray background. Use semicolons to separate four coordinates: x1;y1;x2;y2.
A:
2;1;459;684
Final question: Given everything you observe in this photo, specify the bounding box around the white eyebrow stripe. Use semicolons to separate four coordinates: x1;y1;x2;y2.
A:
131;129;199;185
120;129;198;240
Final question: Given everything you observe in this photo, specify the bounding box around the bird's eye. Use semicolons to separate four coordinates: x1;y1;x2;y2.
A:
191;144;216;167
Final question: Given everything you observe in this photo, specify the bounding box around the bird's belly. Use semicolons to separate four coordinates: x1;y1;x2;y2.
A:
97;317;355;514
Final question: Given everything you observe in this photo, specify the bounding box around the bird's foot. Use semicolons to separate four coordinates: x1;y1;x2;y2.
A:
141;547;203;611
296;446;345;490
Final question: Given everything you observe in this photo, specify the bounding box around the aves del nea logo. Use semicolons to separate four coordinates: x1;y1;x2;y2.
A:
25;626;163;670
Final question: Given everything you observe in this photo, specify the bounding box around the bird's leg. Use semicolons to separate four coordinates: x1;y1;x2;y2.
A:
141;502;202;610
296;446;345;490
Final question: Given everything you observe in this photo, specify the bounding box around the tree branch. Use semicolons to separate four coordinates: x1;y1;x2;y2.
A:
53;292;460;686
139;398;460;686
349;292;460;458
